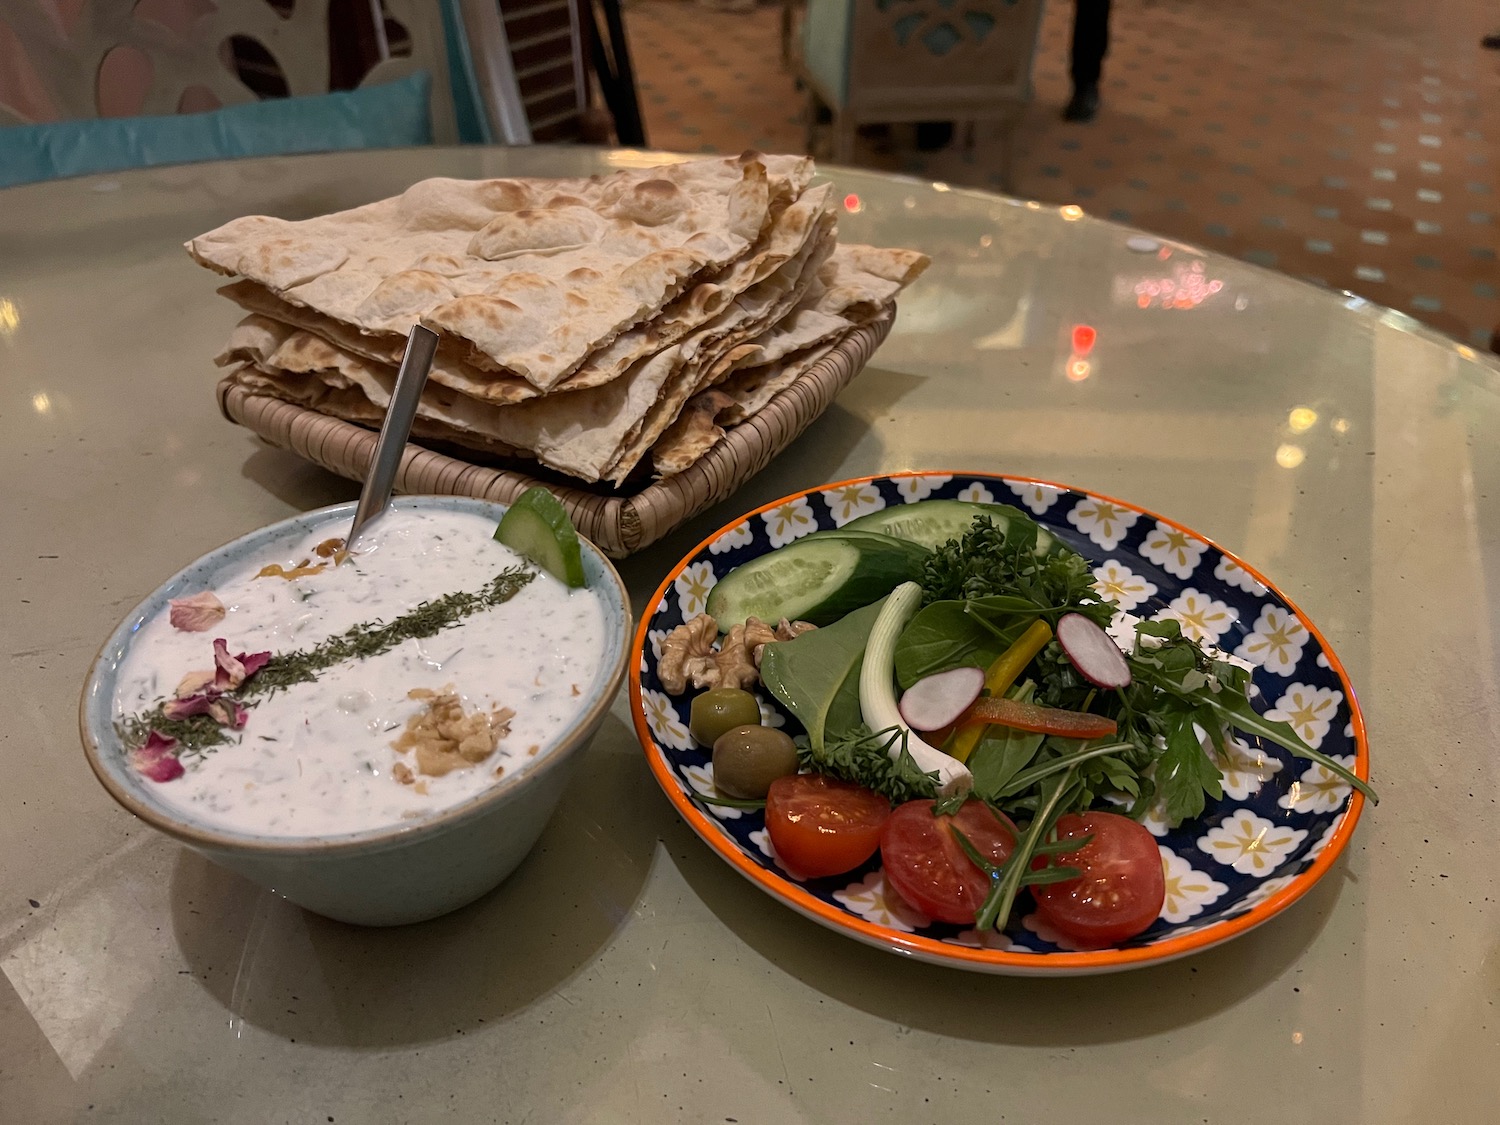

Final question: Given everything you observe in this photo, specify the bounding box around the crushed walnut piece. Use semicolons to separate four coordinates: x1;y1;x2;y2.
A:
657;614;719;694
390;686;515;779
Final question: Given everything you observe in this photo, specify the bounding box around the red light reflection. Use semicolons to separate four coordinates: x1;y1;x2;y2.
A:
1071;324;1097;356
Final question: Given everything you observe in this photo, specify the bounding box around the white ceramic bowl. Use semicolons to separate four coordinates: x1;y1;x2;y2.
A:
79;496;631;926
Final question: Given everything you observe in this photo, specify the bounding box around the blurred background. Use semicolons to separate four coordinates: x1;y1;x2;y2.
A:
1;0;1496;349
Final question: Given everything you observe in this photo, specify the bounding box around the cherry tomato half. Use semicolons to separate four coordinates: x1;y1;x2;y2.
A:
765;774;891;879
880;800;1019;925
1031;811;1166;947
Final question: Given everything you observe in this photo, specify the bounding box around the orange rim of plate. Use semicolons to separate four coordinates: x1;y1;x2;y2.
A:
629;471;1370;972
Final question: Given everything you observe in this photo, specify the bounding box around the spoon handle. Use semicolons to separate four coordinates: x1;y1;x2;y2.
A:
349;324;440;545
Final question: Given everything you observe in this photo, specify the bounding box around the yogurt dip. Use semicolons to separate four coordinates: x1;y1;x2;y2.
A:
112;506;607;838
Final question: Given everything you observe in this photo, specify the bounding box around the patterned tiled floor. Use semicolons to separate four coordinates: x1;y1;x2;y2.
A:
625;0;1500;347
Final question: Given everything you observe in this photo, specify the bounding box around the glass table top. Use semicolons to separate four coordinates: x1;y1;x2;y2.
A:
2;147;1497;1123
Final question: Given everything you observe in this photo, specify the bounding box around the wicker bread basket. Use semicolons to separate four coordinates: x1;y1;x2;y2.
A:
217;317;892;557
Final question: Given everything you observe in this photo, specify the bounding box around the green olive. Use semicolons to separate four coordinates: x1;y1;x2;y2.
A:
712;725;799;799
689;687;761;747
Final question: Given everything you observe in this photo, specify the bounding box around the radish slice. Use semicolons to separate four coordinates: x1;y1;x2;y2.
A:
1056;613;1132;689
898;666;985;731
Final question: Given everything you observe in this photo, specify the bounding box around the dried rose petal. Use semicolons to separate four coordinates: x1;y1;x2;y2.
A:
132;730;184;783
207;698;249;729
168;591;226;632
211;639;271;690
163;693;216;721
212;638;245;686
175;669;216;698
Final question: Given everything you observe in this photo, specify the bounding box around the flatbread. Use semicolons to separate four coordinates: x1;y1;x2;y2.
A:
215;181;835;408
648;332;850;478
599;207;838;484
217;282;544;405
228;200;836;483
647;267;910;479
189;152;815;390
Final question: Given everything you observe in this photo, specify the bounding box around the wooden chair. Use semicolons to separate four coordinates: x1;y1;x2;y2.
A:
793;0;1044;184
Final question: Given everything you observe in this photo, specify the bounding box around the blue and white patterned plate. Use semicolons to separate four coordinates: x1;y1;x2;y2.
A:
630;472;1369;975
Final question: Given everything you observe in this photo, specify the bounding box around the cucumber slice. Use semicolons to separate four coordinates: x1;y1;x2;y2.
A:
706;534;924;629
798;527;932;565
494;487;586;588
841;499;1056;555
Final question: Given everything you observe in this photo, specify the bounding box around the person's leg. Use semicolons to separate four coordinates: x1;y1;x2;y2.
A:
1065;0;1111;122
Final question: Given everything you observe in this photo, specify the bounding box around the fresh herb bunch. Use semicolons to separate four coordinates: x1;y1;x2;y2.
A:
1024;617;1374;824
799;724;941;805
921;514;1113;630
117;566;536;759
917;513;1373;826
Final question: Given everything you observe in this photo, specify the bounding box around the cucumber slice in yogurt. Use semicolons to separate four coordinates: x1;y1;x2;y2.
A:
494;487;586;588
706;533;924;629
841;499;1056;555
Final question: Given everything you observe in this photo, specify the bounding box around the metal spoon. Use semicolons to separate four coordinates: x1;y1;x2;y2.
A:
347;324;440;547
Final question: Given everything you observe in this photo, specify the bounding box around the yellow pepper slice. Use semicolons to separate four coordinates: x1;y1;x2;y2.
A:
943;618;1054;764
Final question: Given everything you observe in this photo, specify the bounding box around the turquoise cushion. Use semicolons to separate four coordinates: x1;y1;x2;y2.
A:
0;71;432;189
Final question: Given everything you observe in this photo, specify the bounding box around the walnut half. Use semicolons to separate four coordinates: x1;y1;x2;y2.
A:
658;614;719;694
713;623;760;691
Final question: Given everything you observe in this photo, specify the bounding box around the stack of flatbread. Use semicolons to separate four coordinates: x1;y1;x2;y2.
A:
188;152;928;487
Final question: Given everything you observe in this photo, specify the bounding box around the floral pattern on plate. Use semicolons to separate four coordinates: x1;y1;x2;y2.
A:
820;482;886;525
674;561;717;619
834;871;931;932
709;522;754;555
1092;561;1158;612
1159;847;1230;922
1066;496;1140;550
632;473;1368;974
1154;587;1239;645
1234;604;1310;675
1007;480;1065;515
1198;810;1309;876
1139;521;1209;580
1265;684;1344;748
895;474;951;503
762;498;818;548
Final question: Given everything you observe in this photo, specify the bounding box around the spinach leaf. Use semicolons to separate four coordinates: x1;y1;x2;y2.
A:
893;600;1011;689
892;594;1041;690
760;597;887;753
823;651;866;745
969;725;1045;802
